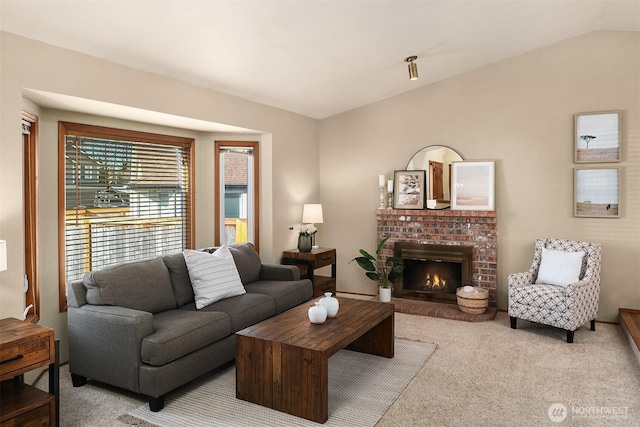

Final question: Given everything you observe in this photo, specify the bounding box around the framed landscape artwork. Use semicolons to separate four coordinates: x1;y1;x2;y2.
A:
393;170;425;209
574;111;621;163
574;167;620;218
451;161;495;211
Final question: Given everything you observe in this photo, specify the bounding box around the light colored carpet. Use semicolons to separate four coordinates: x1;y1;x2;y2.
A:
384;311;640;427
120;338;436;427
36;311;640;426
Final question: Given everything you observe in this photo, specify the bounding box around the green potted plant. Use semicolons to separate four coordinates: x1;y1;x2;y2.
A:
350;237;404;302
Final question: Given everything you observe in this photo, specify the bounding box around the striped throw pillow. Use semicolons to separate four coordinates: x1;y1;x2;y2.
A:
183;245;245;309
535;248;585;287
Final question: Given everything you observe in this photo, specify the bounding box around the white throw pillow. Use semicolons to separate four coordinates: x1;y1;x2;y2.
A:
535;248;585;287
183;245;245;309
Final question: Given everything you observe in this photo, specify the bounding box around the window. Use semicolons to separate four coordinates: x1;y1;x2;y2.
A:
58;122;194;311
214;141;259;251
22;110;39;321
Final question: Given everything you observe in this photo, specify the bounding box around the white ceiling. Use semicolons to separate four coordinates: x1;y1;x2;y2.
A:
2;0;639;122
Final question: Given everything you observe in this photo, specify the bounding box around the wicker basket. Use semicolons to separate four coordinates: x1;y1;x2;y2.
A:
456;287;489;314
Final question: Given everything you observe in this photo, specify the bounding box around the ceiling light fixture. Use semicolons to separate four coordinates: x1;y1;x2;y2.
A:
405;56;418;80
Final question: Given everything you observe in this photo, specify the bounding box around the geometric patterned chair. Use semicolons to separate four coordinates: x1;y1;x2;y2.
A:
508;238;601;343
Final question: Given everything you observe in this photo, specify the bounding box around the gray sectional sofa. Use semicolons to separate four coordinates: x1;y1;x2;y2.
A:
67;242;312;411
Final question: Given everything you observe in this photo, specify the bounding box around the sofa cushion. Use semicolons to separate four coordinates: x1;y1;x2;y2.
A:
83;257;177;313
141;310;231;366
162;252;195;307
180;293;275;333
244;279;313;314
228;242;262;285
183;247;246;309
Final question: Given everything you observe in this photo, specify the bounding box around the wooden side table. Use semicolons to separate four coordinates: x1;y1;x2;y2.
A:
282;247;337;297
0;317;59;427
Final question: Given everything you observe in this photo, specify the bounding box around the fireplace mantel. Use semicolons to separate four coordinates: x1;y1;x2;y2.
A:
376;208;497;305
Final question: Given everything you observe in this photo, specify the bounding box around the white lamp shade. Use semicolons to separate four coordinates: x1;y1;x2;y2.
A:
0;240;6;272
302;204;323;224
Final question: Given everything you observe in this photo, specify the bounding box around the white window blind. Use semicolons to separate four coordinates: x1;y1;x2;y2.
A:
61;124;193;286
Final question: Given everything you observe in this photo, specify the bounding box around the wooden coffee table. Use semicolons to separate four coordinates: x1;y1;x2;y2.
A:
235;297;394;423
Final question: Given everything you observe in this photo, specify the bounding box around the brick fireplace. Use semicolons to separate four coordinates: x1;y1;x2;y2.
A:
377;208;497;306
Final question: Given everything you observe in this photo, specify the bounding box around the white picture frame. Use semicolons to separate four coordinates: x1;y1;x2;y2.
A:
451;161;495;211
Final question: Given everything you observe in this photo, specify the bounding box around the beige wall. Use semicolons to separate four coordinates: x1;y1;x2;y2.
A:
0;29;637;369
0;32;318;362
320;31;640;322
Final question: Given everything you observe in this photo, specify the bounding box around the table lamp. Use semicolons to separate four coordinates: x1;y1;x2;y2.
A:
302;204;323;249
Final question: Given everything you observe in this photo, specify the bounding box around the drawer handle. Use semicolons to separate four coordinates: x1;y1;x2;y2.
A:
1;354;24;364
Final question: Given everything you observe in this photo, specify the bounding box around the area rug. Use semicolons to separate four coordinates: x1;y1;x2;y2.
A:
119;338;436;427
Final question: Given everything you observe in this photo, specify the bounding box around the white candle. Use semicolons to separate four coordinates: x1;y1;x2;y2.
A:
387;180;393;192
378;174;385;187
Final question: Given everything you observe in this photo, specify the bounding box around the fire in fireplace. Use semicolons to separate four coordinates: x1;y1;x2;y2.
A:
394;242;472;303
403;259;460;294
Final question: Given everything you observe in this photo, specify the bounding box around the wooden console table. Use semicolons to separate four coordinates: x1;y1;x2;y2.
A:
0;317;59;427
282;247;336;297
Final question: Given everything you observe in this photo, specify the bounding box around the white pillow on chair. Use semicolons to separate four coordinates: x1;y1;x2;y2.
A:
183;245;245;309
535;248;585;287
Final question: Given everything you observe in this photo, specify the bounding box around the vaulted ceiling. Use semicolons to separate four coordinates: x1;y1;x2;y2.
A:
2;1;639;120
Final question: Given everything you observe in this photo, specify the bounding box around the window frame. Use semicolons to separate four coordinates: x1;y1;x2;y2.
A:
57;122;195;311
22;110;39;322
214;140;259;252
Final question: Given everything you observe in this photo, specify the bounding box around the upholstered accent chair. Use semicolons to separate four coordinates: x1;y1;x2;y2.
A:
508;238;601;343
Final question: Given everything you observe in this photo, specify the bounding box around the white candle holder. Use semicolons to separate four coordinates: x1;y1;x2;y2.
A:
379;186;386;208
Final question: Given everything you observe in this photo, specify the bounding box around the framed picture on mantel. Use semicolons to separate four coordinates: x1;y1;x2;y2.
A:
451;161;495;211
393;170;425;209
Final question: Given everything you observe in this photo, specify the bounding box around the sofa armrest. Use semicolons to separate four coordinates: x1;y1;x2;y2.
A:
67;279;87;307
259;263;301;281
566;278;600;310
566;277;597;291
507;271;534;288
68;304;154;393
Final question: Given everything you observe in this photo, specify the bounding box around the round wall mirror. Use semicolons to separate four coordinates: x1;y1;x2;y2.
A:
406;145;464;209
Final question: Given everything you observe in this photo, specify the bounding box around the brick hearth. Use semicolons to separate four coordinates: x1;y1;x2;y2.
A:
392;298;497;322
377;208;498;306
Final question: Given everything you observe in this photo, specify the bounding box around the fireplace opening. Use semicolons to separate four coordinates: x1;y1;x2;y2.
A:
403;259;461;294
394;242;472;304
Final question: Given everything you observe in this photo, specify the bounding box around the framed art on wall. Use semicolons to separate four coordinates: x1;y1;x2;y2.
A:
574;167;620;218
393;170;425;209
574;111;621;163
451;161;495;211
